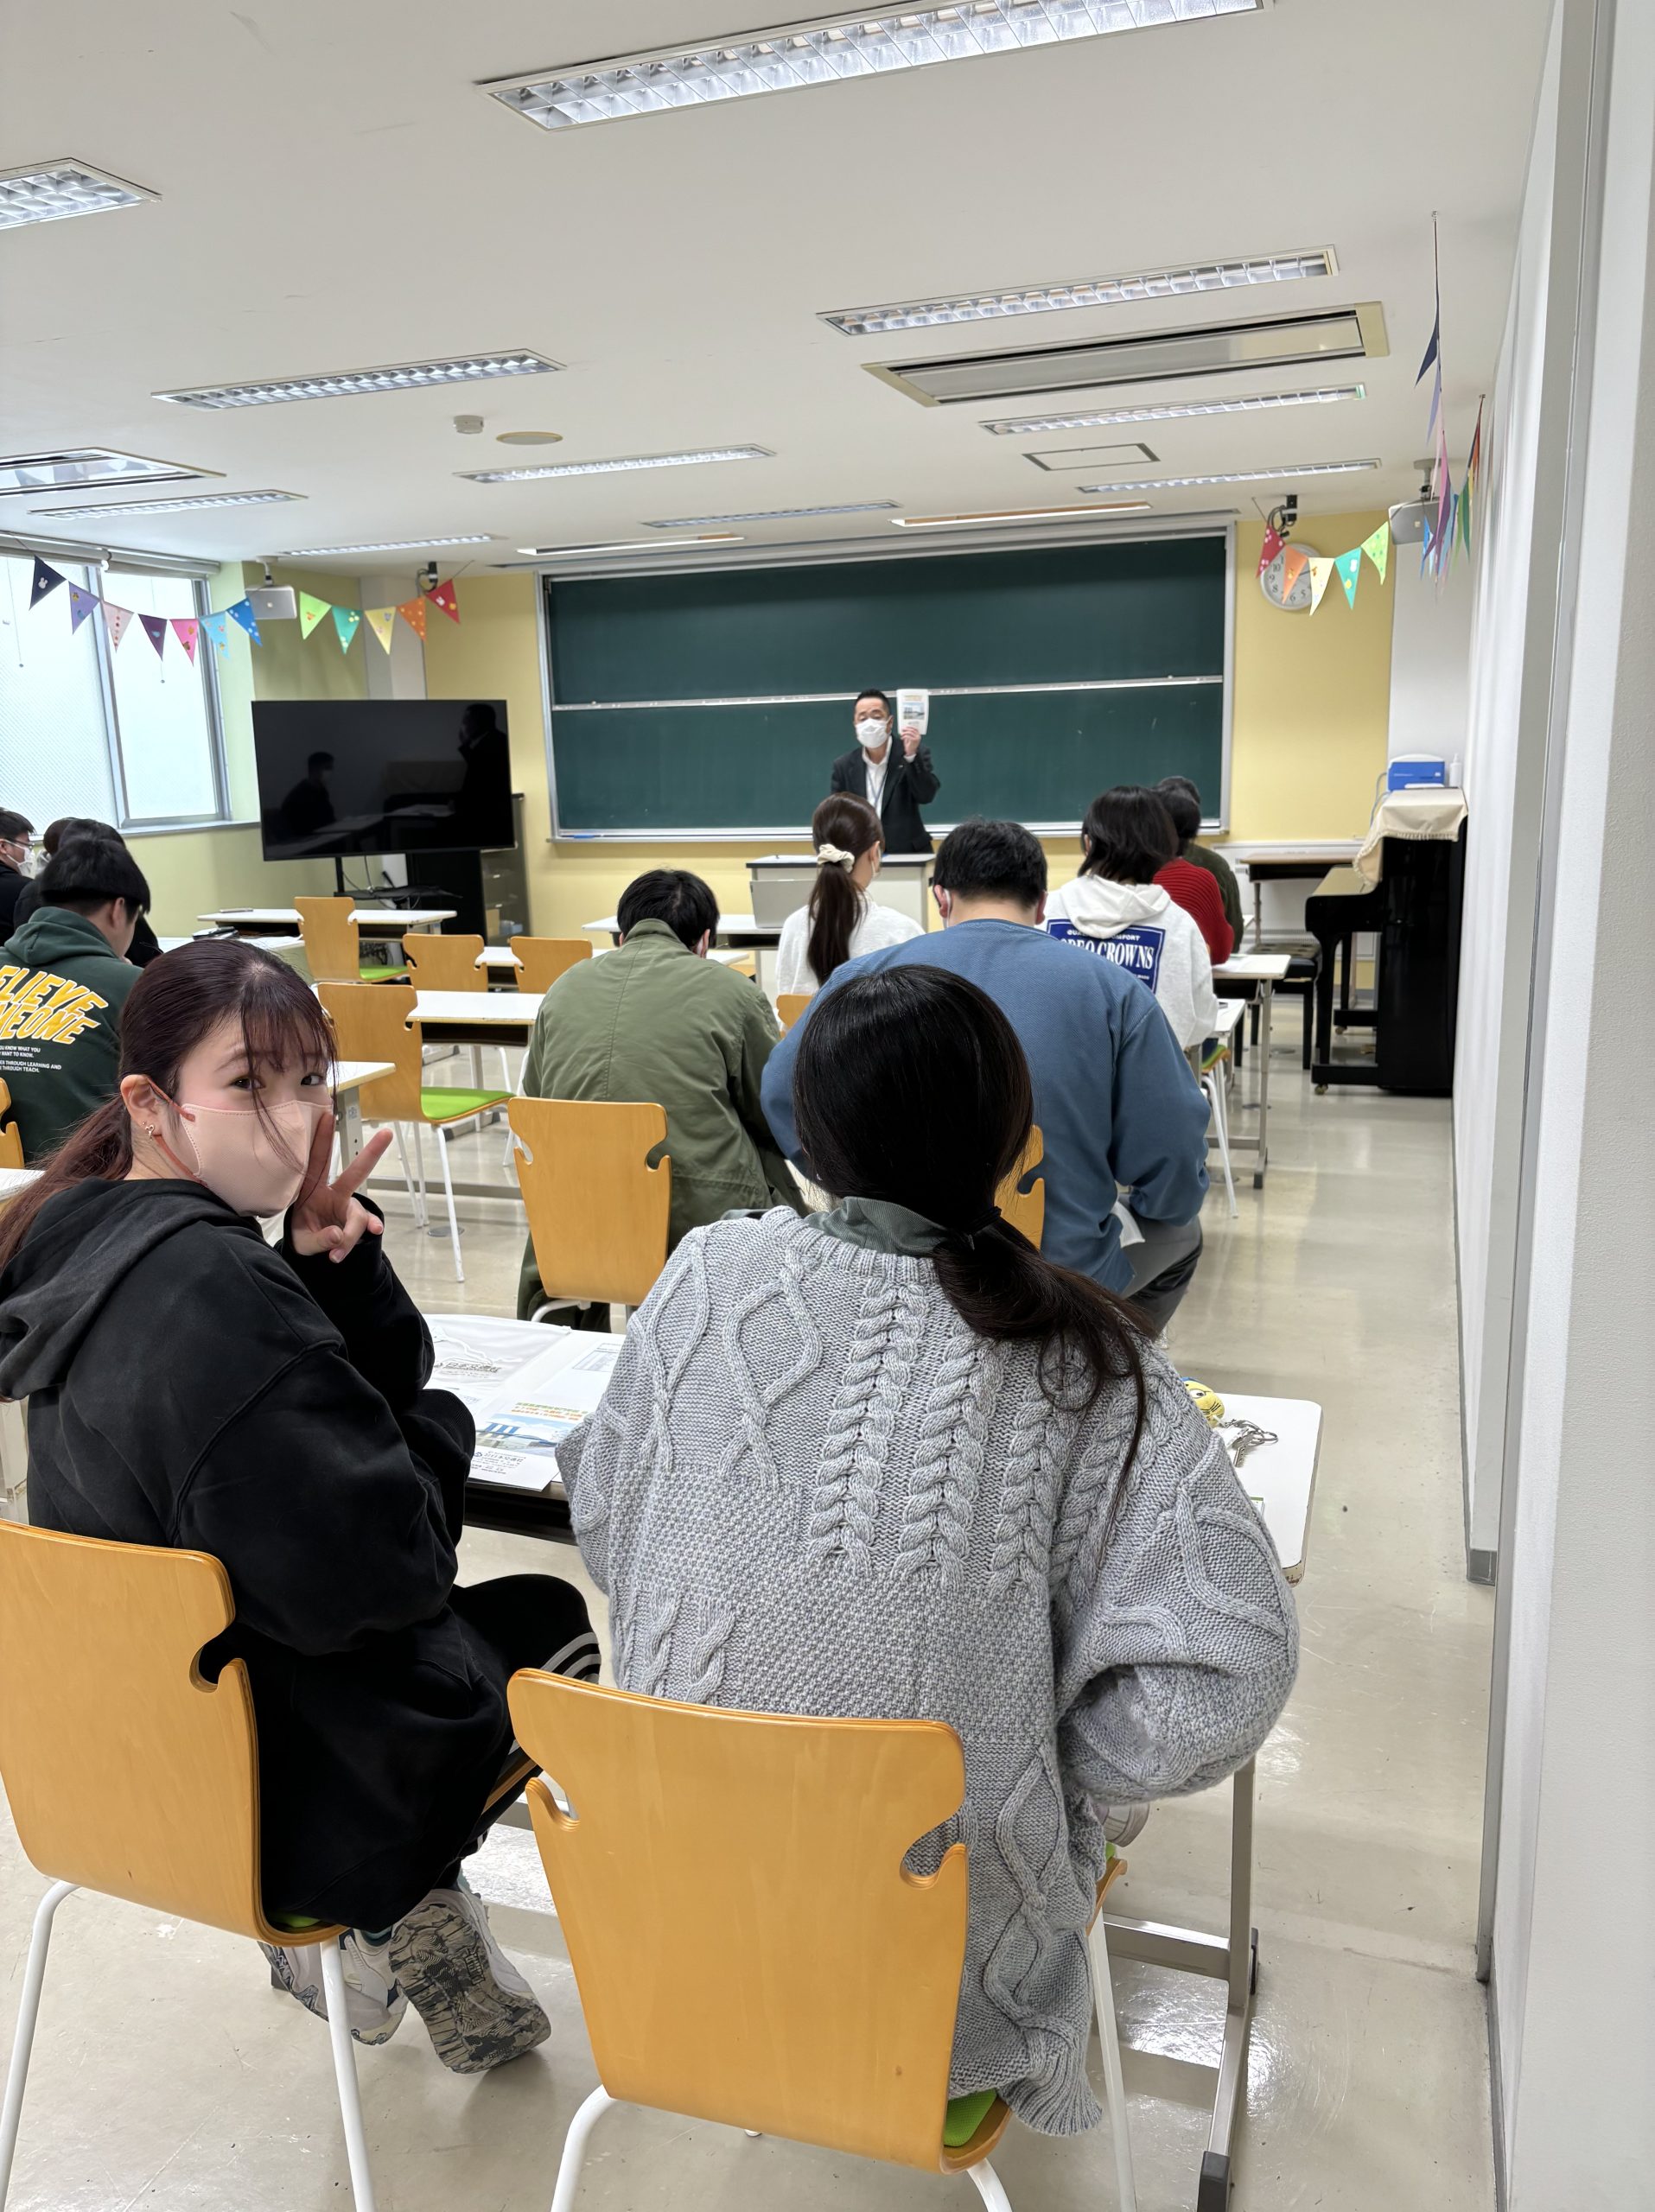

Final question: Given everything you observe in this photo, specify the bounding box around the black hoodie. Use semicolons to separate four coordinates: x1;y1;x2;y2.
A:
0;1179;516;1928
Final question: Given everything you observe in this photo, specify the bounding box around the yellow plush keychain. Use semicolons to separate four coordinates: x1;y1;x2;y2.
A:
1181;1378;1225;1427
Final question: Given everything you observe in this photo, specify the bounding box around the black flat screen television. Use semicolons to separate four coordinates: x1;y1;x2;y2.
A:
252;700;513;861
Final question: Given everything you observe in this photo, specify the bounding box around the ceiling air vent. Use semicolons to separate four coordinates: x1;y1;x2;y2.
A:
865;305;1388;407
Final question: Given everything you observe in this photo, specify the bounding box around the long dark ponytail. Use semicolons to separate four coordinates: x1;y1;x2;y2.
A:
805;792;883;987
0;938;335;1270
793;966;1147;1445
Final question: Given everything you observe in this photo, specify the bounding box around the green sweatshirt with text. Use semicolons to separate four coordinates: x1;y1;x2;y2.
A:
0;906;138;1163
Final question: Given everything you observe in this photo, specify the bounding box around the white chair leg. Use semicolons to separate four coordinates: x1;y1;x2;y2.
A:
0;1880;76;2206
1087;1916;1140;2212
1205;1071;1238;1218
411;1122;430;1224
966;2159;1015;2210
549;2085;614;2212
435;1127;464;1282
391;1123;425;1227
319;1941;378;2212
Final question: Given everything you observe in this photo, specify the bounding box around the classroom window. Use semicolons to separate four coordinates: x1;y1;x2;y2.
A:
0;551;228;833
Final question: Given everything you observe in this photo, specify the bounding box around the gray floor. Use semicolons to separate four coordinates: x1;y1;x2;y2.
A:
0;1033;1495;2211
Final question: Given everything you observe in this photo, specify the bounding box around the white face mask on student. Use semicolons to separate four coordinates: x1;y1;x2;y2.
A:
854;718;888;751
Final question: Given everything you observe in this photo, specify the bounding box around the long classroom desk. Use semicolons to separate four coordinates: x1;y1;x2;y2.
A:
199;906;455;936
583;911;781;995
1209;952;1291;1187
428;1306;1320;2212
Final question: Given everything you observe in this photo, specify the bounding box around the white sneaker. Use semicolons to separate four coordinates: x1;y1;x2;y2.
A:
388;1875;551;2073
260;1929;408;2045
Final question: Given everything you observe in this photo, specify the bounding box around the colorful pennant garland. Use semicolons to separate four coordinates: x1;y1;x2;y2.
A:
104;605;132;650
298;591;331;640
1334;548;1364;608
170;616;200;664
330;605;361;653
363;605;398;655
27;559;460;663
67;584;99;632
138;613;168;658
397;596;428;641
425;577;460;623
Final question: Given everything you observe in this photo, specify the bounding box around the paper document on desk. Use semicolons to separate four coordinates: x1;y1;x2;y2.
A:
427;1324;571;1418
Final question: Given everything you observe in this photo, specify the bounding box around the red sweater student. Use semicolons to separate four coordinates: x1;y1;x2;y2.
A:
1155;855;1234;966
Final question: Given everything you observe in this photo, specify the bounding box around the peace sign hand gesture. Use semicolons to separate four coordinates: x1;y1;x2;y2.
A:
289;1112;394;1263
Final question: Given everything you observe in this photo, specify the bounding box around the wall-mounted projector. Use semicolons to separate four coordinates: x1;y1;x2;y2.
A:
1388;500;1429;546
246;583;298;621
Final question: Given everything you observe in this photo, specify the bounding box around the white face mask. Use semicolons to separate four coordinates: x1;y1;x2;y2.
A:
2;842;33;877
855;717;888;752
153;1094;323;1218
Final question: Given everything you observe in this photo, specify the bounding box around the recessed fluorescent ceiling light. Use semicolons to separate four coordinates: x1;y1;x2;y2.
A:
643;501;900;527
29;489;302;517
461;446;771;483
280;535;496;556
982;385;1365;434
826;252;1333;339
155;353;558;410
518;536;745;556
483;1;1263;130
0;160;155;229
1073;461;1378;493
0;448;220;495
892;503;1152;529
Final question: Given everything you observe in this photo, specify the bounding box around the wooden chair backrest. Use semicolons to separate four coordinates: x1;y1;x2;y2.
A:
401;931;486;992
511;938;592;995
317;982;424;1121
0;1522;308;1942
775;992;813;1033
0;1077;22;1171
294;895;361;985
995;1123;1045;1249
508;1096;670;1307
506;1675;969;2171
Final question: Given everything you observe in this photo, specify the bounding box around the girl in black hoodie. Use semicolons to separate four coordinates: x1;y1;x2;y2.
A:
0;939;597;2072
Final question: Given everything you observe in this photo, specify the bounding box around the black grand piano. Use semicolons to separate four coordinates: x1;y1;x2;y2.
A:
1305;826;1466;1094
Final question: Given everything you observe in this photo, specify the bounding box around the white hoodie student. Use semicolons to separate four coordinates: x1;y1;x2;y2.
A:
1044;874;1219;1050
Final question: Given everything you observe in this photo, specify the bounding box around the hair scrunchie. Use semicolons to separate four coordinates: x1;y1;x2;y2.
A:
816;843;856;869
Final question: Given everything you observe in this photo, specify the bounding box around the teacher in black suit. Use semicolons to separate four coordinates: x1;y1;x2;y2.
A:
829;687;939;855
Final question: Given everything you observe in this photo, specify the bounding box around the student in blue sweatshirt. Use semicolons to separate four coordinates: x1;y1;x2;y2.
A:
761;817;1211;1328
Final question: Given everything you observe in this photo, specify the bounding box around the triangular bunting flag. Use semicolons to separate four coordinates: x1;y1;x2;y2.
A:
139;613;168;658
1306;556;1335;613
1426;359;1442;442
30;558;65;608
1279;545;1308;596
1334;548;1364;607
424;577;460;623
105;604;134;649
298;591;331;640
1257;524;1283;577
1435;426;1453;558
1459;474;1474;555
170;616;200;664
363;606;398;654
1467;397;1484;493
1420;517;1435;578
1416;307;1440;385
331;605;361;652
67;583;99;632
201;611;232;654
226;598;262;644
1360;522;1390;583
397;596;428;640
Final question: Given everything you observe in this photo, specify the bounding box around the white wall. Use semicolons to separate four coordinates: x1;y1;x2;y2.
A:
1386;548;1474;769
1479;3;1655;2201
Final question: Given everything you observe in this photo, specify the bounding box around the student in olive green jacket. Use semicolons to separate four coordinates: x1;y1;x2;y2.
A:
0;837;150;1164
515;869;804;1319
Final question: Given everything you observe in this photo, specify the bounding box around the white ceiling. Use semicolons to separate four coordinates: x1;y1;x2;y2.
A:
1;0;1553;574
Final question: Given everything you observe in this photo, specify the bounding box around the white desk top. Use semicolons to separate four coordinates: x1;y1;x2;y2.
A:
1215;952;1294;982
749;852;933;870
479;947;521;971
333;1059;395;1093
1211;998;1249;1039
413;989;544;1027
200;907;456;930
423;1309;1321;1578
0;1166;41;1203
583;912;780;943
161;933;306;956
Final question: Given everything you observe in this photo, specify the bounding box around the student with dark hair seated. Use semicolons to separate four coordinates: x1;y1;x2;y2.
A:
1155;777;1241;961
0;810;35;938
0;836;152;1161
12;816;163;965
516;868;803;1318
764;819;1210;1330
566;965;1297;2137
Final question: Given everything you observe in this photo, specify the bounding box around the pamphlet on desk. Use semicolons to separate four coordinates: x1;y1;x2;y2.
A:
425;1316;623;1493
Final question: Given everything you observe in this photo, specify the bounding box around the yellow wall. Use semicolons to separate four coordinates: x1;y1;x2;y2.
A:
1227;509;1395;842
423;540;1396;937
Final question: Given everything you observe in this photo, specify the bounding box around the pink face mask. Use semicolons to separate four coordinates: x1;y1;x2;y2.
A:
152;1094;323;1218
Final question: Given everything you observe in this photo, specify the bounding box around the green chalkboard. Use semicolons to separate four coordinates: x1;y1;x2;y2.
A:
544;531;1228;834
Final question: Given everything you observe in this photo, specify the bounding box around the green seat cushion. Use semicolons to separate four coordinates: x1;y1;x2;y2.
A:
421;1086;510;1123
942;2091;1000;2149
360;963;409;982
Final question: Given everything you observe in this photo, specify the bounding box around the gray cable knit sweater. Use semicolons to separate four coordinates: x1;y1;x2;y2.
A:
557;1208;1299;2135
